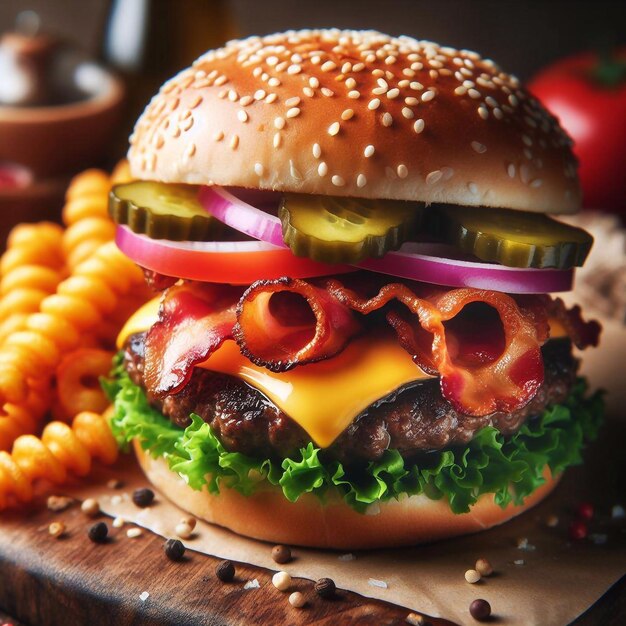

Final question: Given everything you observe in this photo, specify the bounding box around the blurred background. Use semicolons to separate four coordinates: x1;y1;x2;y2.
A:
0;0;625;228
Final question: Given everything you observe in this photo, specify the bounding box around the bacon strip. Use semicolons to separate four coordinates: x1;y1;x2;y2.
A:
233;277;361;372
547;297;601;349
144;283;243;397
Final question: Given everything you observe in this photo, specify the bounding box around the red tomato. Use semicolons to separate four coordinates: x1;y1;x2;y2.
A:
528;49;626;215
115;225;352;284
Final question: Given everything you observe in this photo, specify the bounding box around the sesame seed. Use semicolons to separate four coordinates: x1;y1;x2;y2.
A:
403;68;416;77
321;61;337;72
426;170;443;185
398;79;410;87
331;175;345;187
318;162;328;177
342;62;352;73
454;86;467;95
372;69;385;77
237;110;248;123
214;75;228;86
265;93;277;103
493;107;504;119
214;130;224;142
254;163;264;176
397;164;408;178
285;96;301;107
372;87;387;95
477;105;489;120
230;135;239;149
405;97;419;106
312;143;321;158
240;95;253;106
328;122;340;136
524;148;533;160
520;163;531;184
268;77;281;87
273;132;282;148
228;89;238;102
345;77;357;89
368;98;381;110
377;78;389;89
530;178;543;188
387;88;400;99
353;63;365;72
287;64;302;75
410;81;424;91
463;80;475;88
321;87;334;97
468;182;478;194
508;94;519;107
309;77;320;88
348;90;360;99
468;88;481;99
357;173;367;188
421;90;435;102
402;107;414;119
364;145;375;158
341;108;354;120
274;117;286;129
385;55;397;65
522;134;533;146
471;141;487;154
382;112;393;127
485;96;498;108
442;166;455;180
413;119;425;134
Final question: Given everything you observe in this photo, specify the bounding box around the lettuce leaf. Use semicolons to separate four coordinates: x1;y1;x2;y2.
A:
107;364;603;514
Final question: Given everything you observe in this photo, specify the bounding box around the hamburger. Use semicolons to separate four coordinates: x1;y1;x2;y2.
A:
104;29;603;549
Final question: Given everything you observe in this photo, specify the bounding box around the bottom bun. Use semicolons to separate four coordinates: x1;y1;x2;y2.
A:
134;440;560;549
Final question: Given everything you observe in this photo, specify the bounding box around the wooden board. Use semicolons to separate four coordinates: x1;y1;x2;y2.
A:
1;419;625;626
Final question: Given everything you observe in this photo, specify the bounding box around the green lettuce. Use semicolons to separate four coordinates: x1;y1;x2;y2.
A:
106;359;603;514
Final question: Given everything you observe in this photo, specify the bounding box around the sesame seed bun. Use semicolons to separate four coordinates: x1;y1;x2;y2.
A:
128;29;580;215
134;439;560;549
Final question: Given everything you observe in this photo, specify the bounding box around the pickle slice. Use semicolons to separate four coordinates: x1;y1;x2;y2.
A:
279;194;422;263
109;181;222;241
430;204;593;269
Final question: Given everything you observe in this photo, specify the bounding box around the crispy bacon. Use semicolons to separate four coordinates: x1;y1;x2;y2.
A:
233;277;361;371
144;283;244;397
141;274;600;417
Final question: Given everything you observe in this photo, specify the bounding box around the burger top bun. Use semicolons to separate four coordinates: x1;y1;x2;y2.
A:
129;29;580;214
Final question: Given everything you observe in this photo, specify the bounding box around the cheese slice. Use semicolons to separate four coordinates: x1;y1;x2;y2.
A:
117;297;432;447
116;297;569;448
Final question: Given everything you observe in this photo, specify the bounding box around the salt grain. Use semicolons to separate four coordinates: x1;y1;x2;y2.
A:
139;591;150;602
244;579;260;590
368;578;388;589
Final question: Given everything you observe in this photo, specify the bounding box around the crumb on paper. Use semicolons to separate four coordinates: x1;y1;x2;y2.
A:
590;533;608;545
517;537;536;551
111;495;123;506
338;553;355;562
406;613;426;626
244;579;260;590
513;559;525;566
368;578;388;589
139;591;150;602
612;505;625;519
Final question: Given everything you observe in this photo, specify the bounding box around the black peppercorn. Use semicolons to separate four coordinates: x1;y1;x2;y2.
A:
314;577;336;599
271;544;292;564
469;599;491;621
164;538;185;561
88;521;108;543
132;487;154;508
215;559;235;582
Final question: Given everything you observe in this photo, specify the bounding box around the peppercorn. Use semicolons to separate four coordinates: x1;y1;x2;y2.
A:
569;520;588;540
576;502;594;520
288;591;306;608
132;488;155;508
314;577;336;599
215;559;235;582
469;599;491;621
164;538;185;561
271;544;292;564
88;522;108;543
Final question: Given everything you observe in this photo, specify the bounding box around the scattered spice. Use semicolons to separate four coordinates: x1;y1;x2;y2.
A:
516;537;536;551
244;579;260;590
88;522;108;543
272;571;292;591
175;520;195;540
164;538;185;561
314;577;336;599
288;591;306;608
546;514;559;527
215;559;235;582
406;613;428;626
464;569;481;584
47;495;73;512
475;558;493;577
569;520;588;540
132;488;154;508
127;528;143;539
107;479;123;489
576;502;594;520
48;522;66;538
80;498;100;517
271;544;292;564
469;599;491;621
513;559;525;566
112;517;125;529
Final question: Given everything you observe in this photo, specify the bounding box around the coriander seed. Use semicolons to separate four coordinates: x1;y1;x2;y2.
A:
132;488;154;508
48;522;66;538
164;538;185;561
271;544;292;564
175;521;194;540
475;557;493;577
88;522;108;543
272;571;291;591
469;599;491;621
288;591;306;608
47;495;73;512
81;498;100;517
314;577;336;599
464;569;481;584
215;559;235;582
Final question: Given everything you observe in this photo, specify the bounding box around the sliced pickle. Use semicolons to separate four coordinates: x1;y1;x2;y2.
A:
279;194;423;263
109;181;222;241
429;204;593;269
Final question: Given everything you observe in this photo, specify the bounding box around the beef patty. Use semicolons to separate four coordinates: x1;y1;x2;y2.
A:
123;333;577;463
